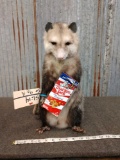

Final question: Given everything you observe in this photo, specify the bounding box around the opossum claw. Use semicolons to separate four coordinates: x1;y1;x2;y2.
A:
40;97;46;105
36;126;51;134
72;126;85;133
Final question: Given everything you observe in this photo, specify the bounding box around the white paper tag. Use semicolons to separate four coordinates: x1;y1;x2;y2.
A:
13;88;41;109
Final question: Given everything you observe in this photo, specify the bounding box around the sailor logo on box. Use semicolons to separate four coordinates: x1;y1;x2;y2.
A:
42;73;79;117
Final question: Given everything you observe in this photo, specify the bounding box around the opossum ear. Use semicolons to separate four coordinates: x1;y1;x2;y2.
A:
45;22;53;32
69;22;77;33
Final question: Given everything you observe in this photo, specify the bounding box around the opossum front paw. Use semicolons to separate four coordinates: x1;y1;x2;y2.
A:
40;97;46;105
72;126;85;133
36;126;50;134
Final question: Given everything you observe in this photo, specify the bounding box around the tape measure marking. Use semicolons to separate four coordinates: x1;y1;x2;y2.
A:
13;134;120;145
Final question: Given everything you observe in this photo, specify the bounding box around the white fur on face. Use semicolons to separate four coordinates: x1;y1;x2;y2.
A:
43;23;79;60
54;48;68;60
68;44;78;54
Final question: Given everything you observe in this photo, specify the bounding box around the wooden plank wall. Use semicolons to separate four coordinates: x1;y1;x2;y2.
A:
0;0;120;97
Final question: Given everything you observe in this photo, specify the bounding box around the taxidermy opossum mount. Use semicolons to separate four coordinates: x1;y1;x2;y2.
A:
36;22;85;134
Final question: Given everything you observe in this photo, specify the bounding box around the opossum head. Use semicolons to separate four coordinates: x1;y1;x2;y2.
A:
43;22;79;60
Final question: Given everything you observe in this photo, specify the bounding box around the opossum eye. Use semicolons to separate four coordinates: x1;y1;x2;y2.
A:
65;42;71;46
51;42;57;45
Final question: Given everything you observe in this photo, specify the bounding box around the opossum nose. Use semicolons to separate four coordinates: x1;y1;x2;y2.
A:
58;57;64;60
57;49;66;60
57;54;65;60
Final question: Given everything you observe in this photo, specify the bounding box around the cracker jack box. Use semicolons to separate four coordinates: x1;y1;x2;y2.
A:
42;73;79;117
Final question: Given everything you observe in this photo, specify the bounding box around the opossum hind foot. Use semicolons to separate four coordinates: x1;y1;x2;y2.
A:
36;126;50;134
72;126;85;133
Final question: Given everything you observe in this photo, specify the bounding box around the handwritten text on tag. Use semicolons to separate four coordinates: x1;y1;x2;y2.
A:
13;88;41;109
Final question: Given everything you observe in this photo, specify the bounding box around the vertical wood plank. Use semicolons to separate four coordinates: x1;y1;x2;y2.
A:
102;0;116;96
108;0;120;96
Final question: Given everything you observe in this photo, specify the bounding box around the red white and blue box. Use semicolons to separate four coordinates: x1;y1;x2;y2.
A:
42;73;79;117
